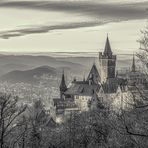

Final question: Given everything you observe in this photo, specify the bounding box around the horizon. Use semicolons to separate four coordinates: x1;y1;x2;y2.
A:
0;51;136;57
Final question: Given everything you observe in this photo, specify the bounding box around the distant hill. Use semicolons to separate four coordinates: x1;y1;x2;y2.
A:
0;55;86;76
0;54;134;81
0;66;57;83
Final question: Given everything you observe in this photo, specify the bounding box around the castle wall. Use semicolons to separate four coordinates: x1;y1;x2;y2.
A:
74;95;92;111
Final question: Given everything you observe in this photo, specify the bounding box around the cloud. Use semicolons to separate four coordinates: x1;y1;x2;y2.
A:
0;0;147;39
0;21;103;39
0;0;147;20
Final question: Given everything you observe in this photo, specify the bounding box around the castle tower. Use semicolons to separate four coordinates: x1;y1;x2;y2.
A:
131;54;136;72
99;35;116;83
60;71;67;99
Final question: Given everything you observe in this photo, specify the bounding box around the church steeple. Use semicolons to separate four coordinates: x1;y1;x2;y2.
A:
131;54;136;72
104;35;112;57
60;70;67;98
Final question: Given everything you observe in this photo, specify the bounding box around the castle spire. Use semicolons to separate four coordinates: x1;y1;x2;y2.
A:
87;63;100;84
60;70;67;97
104;34;112;57
131;54;136;72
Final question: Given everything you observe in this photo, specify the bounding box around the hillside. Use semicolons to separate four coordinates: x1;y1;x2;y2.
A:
0;54;136;83
0;66;57;83
0;55;86;76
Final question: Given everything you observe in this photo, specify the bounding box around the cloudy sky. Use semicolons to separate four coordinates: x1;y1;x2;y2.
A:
0;0;147;54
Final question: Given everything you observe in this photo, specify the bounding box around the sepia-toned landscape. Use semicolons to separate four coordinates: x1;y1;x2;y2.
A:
0;0;148;148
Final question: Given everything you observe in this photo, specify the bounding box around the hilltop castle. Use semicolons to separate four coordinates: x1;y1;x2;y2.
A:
51;36;148;123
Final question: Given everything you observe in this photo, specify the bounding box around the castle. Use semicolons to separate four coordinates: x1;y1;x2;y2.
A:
51;36;148;123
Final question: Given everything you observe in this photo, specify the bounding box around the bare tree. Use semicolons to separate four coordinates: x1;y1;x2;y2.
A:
0;93;26;148
27;99;49;148
110;53;148;147
137;25;148;74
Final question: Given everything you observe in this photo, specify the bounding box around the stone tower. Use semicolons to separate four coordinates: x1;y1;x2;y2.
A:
59;71;67;99
99;36;116;83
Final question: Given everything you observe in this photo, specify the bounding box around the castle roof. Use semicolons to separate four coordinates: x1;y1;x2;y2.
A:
87;63;101;84
104;35;112;57
65;81;100;96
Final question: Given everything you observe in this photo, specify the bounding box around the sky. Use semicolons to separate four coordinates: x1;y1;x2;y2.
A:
0;0;147;54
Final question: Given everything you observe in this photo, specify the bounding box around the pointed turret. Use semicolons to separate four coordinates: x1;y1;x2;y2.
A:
60;71;67;98
104;35;112;57
131;54;136;72
87;63;100;84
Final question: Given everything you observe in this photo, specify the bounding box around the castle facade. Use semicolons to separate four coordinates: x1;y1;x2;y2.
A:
51;36;148;123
